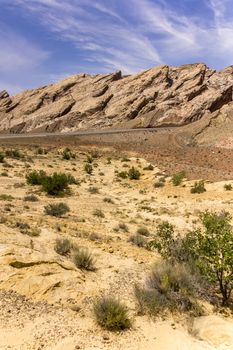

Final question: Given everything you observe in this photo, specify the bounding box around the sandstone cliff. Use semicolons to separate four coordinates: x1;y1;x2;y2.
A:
1;63;233;133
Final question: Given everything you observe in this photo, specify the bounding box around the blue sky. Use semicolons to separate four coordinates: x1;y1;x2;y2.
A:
1;0;233;94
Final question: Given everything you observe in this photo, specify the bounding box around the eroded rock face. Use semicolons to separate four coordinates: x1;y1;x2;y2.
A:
1;63;233;133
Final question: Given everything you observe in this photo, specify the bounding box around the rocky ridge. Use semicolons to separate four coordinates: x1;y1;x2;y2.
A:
1;63;233;133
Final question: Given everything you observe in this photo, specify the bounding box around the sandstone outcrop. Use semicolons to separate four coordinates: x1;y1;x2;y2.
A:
1;63;233;133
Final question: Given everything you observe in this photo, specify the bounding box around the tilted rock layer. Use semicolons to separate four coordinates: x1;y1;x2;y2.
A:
1;63;233;133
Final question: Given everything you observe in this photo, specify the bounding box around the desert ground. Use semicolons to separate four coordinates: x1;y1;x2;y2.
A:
0;133;233;350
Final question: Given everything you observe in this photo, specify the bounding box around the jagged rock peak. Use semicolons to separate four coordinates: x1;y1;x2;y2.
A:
1;64;233;133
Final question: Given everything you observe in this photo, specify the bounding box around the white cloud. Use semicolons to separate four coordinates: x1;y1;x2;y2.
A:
0;26;49;73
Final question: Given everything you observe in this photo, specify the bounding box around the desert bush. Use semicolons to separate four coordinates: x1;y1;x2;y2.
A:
129;234;146;247
62;147;75;160
26;170;47;185
128;167;141;180
54;238;71;255
90;150;99;159
154;181;164;188
107;157;112;164
73;247;96;271
93;296;131;331
117;171;128;179
86;155;93;164
114;222;129;232
190;180;206;194
0;152;5;163
5;149;23;159
84;163;93;174
42;173;71;196
135;261;201;316
171;171;186;186
224;183;232;191
88;186;99;194
16;221;40;236
24;194;39;202
0;194;14;201
93;209;105;218
137;226;150;236
44;202;70;217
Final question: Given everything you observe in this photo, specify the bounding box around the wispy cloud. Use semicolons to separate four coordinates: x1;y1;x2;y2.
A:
2;0;233;94
0;25;49;73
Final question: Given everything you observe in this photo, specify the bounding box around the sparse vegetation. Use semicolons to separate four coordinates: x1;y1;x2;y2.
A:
44;202;70;217
84;163;93;174
24;194;39;202
54;238;72;256
171;171;186;186
73;247;96;271
137;226;150;236
62;147;75;160
26;170;47;185
224;183;232;191
93;209;105;218
93;296;131;331
0;152;5;163
190;180;206;194
128;167;141;180
117;171;128;179
129;234;146;247
42;173;72;196
135;261;201;316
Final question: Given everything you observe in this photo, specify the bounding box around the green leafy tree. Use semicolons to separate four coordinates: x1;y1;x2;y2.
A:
194;211;233;306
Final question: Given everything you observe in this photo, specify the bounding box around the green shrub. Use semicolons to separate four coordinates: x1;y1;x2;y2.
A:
224;184;232;191
26;170;47;185
128;167;141;180
135;261;200;316
188;211;233;306
171;171;186;186
0;194;14;201
42;173;71;196
24;194;39;202
84;163;93;174
54;238;71;255
129;234;146;247
93;296;131;331
44;202;70;217
73;247;96;271
190;180;206;194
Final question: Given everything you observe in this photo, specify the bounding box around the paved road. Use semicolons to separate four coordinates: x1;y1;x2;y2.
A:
0;127;174;139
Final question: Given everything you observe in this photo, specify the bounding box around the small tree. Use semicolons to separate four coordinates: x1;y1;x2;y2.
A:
193;211;233;306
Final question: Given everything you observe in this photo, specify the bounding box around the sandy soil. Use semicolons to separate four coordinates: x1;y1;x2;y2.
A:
0;144;232;349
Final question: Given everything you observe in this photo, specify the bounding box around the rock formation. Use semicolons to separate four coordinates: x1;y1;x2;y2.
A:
1;63;233;133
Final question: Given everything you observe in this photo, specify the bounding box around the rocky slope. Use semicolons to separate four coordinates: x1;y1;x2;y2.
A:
1;63;233;133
